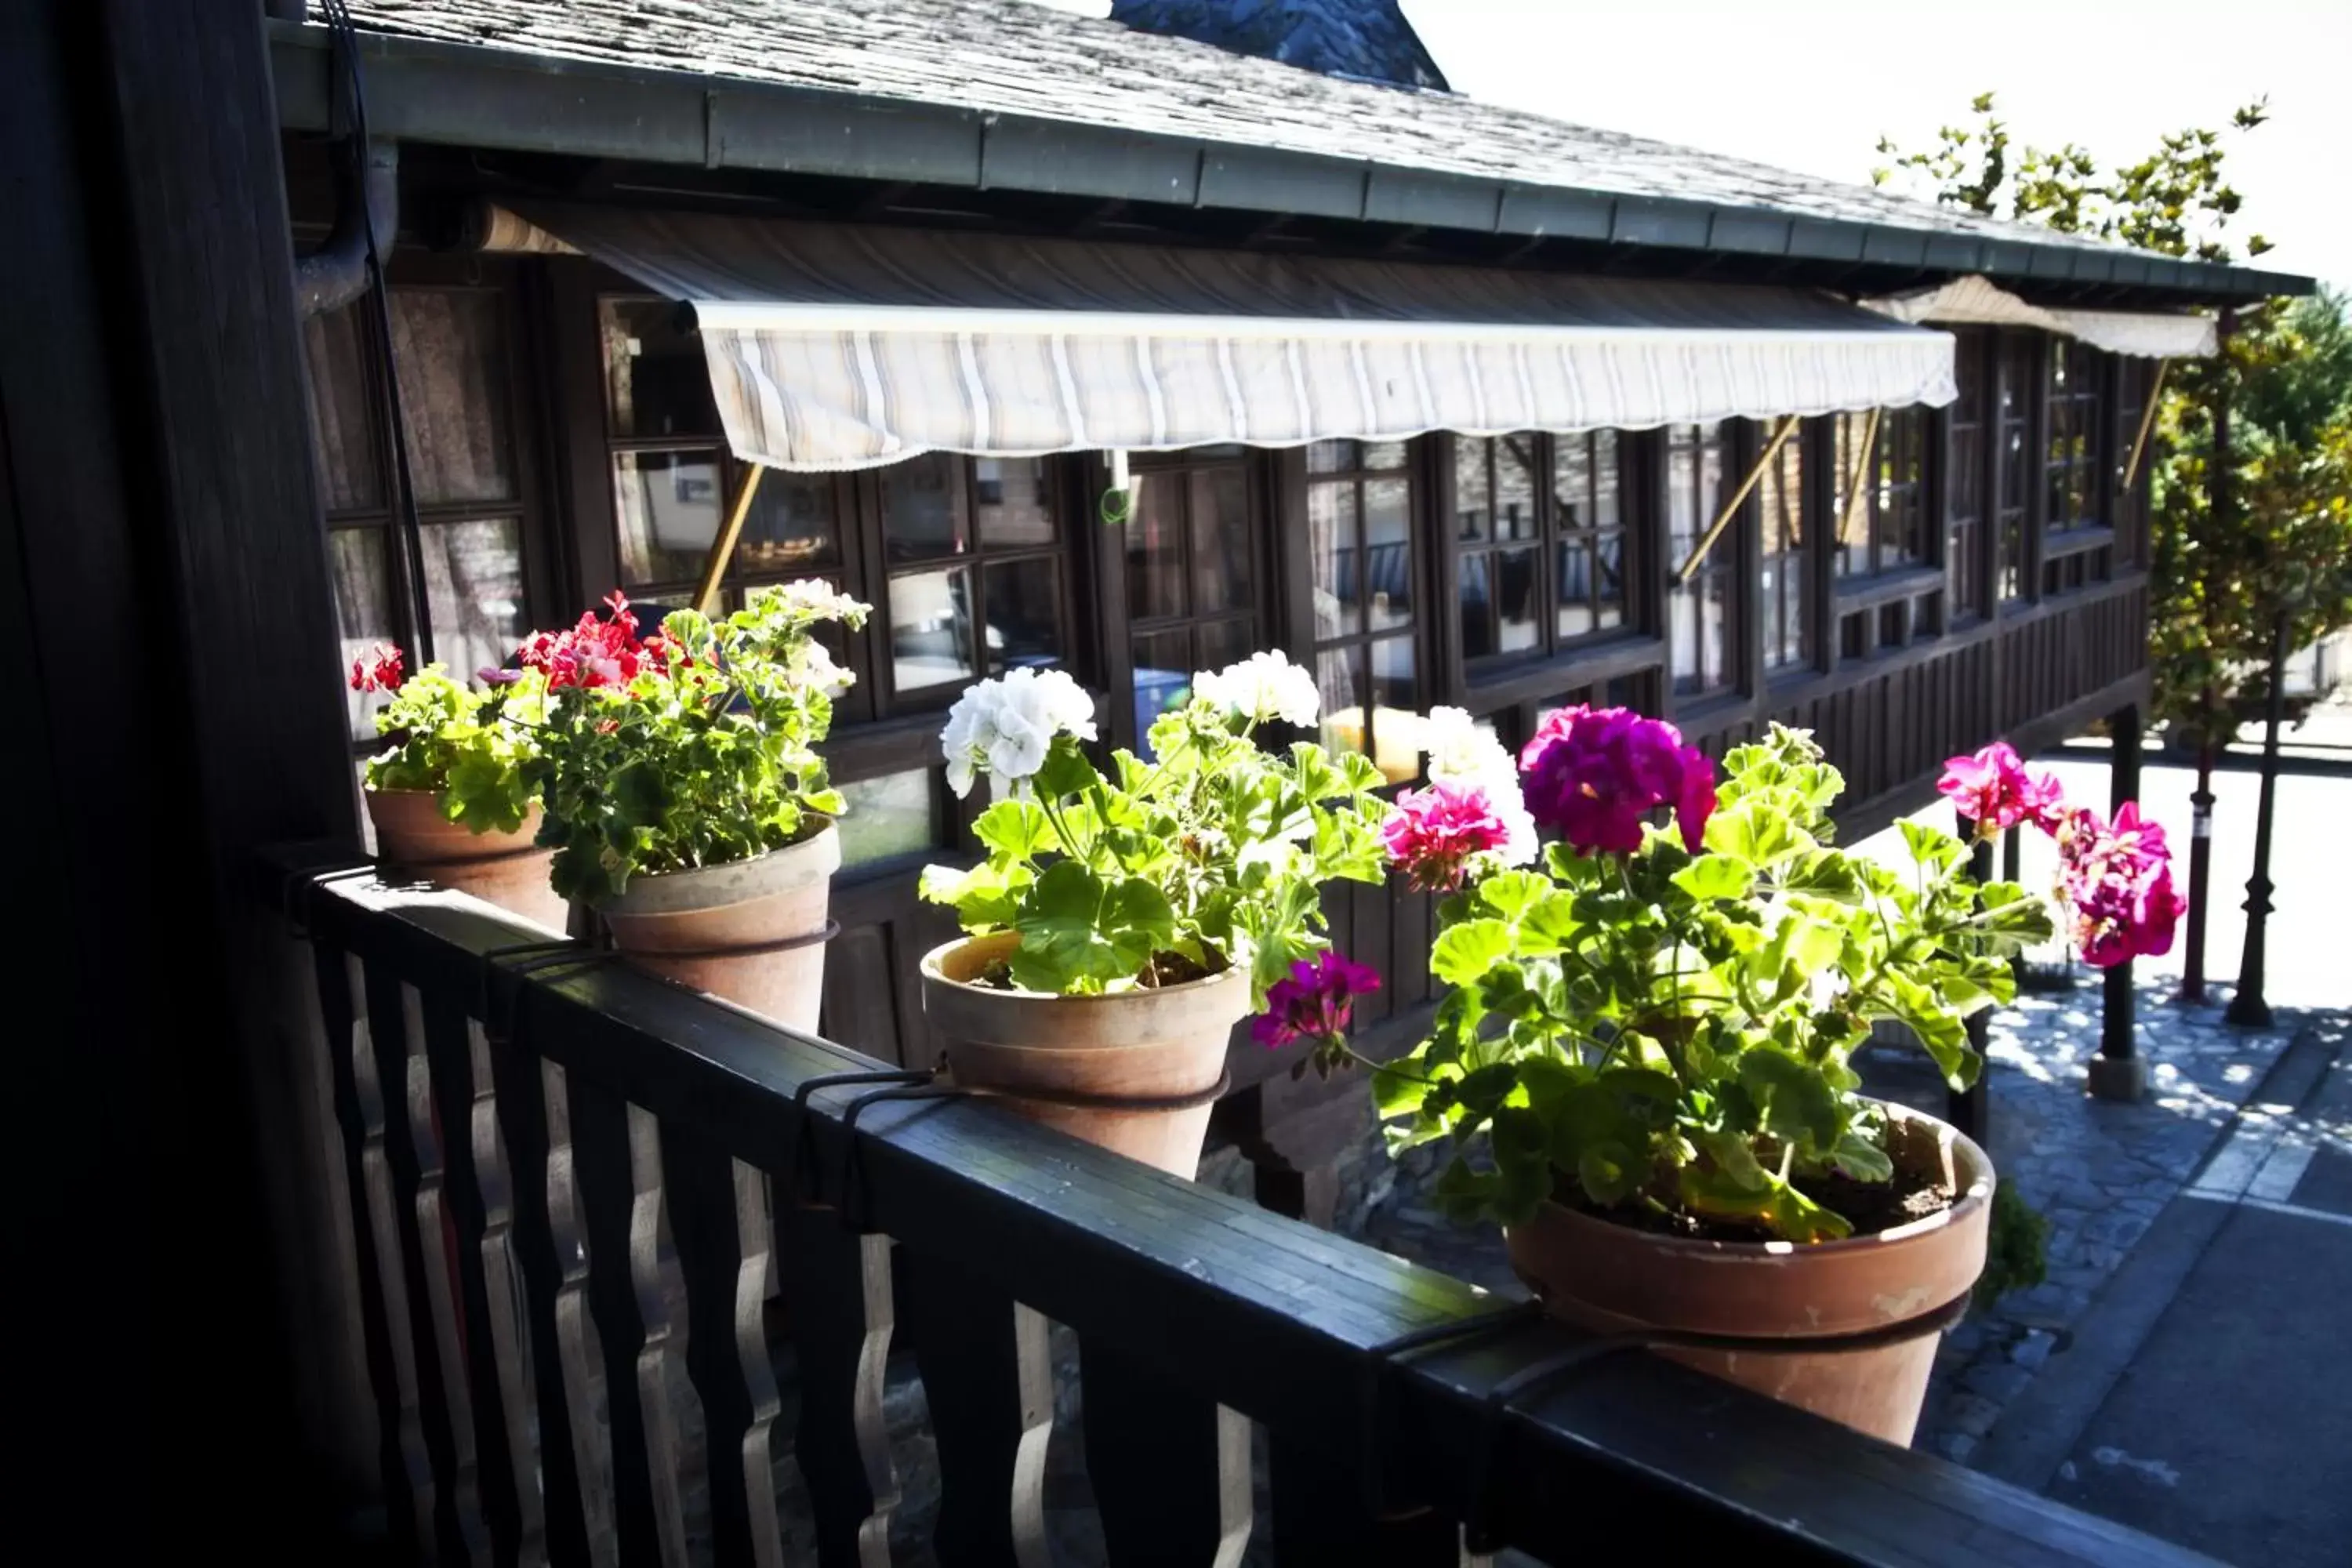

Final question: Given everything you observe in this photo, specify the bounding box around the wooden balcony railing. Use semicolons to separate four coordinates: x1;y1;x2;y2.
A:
268;848;2205;1567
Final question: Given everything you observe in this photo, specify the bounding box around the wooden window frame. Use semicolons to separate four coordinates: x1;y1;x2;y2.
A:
1282;438;1428;782
307;256;555;752
1666;422;1741;703
1445;430;1634;681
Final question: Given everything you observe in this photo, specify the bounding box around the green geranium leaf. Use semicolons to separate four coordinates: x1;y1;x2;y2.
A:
1477;870;1552;923
1671;855;1755;904
1831;1131;1895;1184
1430;919;1515;986
974;799;1054;861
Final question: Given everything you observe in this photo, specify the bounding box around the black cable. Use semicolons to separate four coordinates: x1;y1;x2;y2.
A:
318;0;434;665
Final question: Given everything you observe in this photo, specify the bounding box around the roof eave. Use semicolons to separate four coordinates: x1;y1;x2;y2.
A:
269;22;2316;304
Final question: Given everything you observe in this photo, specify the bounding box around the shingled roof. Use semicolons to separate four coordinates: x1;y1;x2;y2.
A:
292;0;2307;303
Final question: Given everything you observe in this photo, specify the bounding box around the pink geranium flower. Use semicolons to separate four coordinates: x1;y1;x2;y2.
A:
517;591;672;691
1251;951;1381;1050
2057;802;2184;966
1519;705;1716;855
1937;741;2067;837
1382;782;1513;891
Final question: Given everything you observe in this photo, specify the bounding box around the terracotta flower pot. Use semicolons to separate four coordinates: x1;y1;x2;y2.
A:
919;932;1246;1178
601;820;840;1031
365;787;568;933
1504;1103;1991;1445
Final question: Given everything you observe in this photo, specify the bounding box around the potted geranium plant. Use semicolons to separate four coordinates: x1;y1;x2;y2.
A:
1371;712;2180;1443
524;585;868;1029
350;644;566;930
916;652;1396;1175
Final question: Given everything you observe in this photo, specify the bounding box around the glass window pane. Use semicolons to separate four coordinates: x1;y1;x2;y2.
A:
1592;432;1620;532
1594;532;1625;631
1667;426;1698;553
1306;439;1358;474
1552;433;1588;534
1364;478;1413;630
1308;481;1358;640
975;457;1054;547
982;557;1064;675
1459;554;1495;660
419;517;528;685
1362;441;1409;471
1196;617;1253;673
301;307;382;512
835;768;942;867
1126;471;1186;624
331;528;397;741
735;470;840;575
1492;547;1539;654
390;289;515;506
1494;437;1537;542
1189;466;1252;615
601;297;714;440
1453;435;1490;542
1700;571;1731;691
881;452;967;564
613;450;724;586
1556;540;1594;641
890;567;974;691
1370;637;1418;784
1316;645;1367;760
1131;629;1193;757
1670;583;1700;693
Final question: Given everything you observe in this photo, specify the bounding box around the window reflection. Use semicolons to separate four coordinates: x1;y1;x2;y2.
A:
890;567;975;691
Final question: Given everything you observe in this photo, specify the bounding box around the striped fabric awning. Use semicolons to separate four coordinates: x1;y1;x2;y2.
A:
1864;274;2217;359
519;204;1956;473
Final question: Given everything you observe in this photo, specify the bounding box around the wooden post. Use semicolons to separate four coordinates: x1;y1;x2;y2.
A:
2121;358;2169;493
2090;705;2148;1099
694;461;767;613
1950;808;1992;1143
4;0;364;1548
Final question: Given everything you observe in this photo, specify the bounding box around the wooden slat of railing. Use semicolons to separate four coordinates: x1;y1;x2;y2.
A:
902;1250;1054;1567
779;1208;900;1567
622;1102;695;1567
505;1052;616;1566
568;1071;679;1565
416;989;537;1566
452;1016;547;1566
354;956;458;1562
667;1129;789;1568
396;982;492;1565
1267;1430;1458;1566
311;943;433;1563
1081;1341;1253;1567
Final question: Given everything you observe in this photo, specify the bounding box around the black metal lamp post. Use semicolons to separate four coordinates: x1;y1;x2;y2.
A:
2225;605;2292;1029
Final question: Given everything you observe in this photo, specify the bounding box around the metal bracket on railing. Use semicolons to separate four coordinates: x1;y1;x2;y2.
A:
1454;1290;1975;1555
832;1080;970;1232
1352;1299;1547;1522
478;939;615;1047
781;1069;939;1216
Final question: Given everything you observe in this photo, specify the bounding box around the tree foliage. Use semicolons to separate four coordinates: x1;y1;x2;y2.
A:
1876;94;2352;738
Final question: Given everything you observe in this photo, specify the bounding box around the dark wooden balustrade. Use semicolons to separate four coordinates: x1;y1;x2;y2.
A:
270;849;2204;1568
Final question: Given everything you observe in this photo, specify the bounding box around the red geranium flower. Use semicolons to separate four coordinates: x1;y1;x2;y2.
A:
349;641;404;693
2057;802;2183;967
516;591;670;691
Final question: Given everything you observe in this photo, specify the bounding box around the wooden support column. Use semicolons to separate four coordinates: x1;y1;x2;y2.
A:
1949;809;1993;1145
4;0;362;1551
2090;704;2148;1100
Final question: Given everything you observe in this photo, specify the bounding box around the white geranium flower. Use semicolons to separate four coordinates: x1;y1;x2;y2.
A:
773;579;867;620
1195;649;1320;728
938;666;1095;799
1423;705;1538;866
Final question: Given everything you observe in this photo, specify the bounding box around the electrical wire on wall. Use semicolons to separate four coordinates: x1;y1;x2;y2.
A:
318;0;435;664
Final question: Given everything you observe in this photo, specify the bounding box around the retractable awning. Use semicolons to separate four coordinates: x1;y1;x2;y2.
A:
1864;274;2217;359
516;203;1955;472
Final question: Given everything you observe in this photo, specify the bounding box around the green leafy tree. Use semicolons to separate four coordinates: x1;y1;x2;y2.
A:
1874;94;2352;742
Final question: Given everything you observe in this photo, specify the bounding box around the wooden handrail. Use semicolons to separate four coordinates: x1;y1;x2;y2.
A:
269;851;2211;1568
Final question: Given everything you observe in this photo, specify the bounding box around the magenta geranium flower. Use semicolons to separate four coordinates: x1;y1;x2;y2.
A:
1382;781;1513;892
2057;802;2184;967
1937;741;2067;837
1251;951;1381;1050
1519;705;1716;855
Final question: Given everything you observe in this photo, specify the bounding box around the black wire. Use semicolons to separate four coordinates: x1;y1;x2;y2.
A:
318;0;434;665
